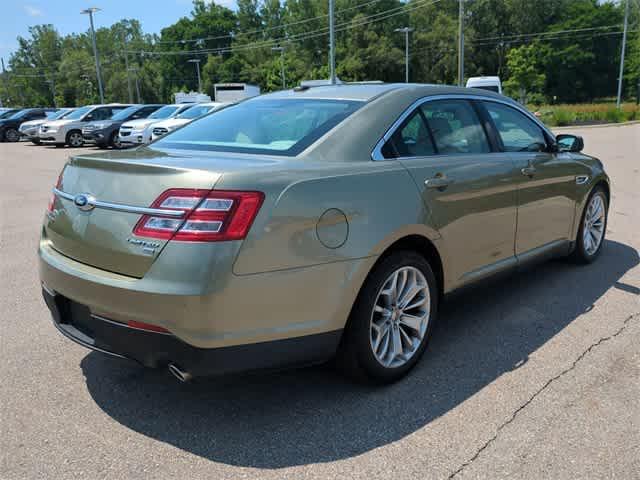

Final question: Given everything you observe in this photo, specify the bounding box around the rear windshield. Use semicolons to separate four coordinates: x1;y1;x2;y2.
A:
154;99;362;156
148;105;178;119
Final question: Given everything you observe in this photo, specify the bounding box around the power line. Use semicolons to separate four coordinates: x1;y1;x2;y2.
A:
153;0;385;45
468;29;639;48
470;24;623;43
129;0;443;57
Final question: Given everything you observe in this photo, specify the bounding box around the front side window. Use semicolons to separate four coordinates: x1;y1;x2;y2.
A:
154;99;362;156
421;100;490;154
483;102;547;152
84;107;112;121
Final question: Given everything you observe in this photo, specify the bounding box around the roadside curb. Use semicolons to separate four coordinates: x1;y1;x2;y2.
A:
553;120;640;131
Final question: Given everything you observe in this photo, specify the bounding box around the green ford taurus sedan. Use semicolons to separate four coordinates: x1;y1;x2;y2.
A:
39;83;610;383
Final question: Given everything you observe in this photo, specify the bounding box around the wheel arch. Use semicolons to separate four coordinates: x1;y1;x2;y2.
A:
374;235;445;299
65;128;82;145
594;179;610;205
343;234;445;329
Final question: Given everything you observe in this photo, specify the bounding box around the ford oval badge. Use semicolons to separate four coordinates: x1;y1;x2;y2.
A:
74;193;96;212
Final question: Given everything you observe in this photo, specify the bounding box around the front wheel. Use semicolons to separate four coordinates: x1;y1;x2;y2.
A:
30;139;41;145
109;131;121;149
4;128;20;142
66;130;84;148
570;186;608;264
337;251;438;384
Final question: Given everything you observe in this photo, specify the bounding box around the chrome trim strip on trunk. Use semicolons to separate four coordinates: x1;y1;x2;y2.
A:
52;187;185;218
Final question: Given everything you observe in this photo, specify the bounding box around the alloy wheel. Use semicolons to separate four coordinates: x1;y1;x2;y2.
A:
69;132;83;147
583;193;606;256
370;266;431;368
5;129;19;142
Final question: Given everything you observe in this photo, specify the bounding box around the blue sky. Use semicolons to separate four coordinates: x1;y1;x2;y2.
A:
0;0;238;63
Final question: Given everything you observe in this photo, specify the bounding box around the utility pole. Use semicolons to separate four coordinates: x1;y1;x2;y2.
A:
123;37;133;103
188;59;202;93
46;78;57;107
271;46;286;89
0;57;8;106
128;68;141;103
329;0;336;84
458;0;464;86
616;0;630;108
395;27;414;83
81;7;105;103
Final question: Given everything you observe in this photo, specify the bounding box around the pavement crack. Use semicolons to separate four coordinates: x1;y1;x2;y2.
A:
447;312;639;479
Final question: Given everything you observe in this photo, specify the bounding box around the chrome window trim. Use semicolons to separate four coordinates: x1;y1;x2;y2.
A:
371;94;555;161
52;187;185;218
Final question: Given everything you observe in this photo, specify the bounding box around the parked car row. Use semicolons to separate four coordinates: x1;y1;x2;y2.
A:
0;101;227;148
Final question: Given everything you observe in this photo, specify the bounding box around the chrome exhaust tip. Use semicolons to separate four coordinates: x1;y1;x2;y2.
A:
168;363;193;383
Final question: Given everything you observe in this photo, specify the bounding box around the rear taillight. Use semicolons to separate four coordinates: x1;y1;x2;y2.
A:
47;172;63;212
132;189;264;242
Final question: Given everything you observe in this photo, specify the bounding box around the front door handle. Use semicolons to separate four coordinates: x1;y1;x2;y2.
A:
425;176;453;189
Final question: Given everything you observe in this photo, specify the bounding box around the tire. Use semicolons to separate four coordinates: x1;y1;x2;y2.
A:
569;186;608;264
4;128;20;142
30;139;41;145
337;251;439;384
109;131;121;149
66;130;84;148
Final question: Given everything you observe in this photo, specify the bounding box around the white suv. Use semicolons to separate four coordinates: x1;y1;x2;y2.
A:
150;102;225;141
118;103;193;147
39;104;130;147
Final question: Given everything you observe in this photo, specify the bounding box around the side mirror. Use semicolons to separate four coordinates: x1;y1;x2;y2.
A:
556;134;584;153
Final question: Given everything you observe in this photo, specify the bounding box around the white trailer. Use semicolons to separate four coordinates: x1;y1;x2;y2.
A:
174;91;211;103
214;83;260;103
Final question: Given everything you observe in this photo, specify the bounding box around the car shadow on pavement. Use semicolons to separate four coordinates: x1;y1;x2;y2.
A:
81;239;638;468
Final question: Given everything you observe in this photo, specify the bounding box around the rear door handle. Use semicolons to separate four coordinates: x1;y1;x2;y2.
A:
425;176;453;189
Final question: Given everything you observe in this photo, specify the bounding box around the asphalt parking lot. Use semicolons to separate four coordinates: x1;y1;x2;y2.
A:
1;126;638;480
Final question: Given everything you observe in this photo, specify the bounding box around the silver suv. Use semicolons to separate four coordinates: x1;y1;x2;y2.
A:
39;104;131;147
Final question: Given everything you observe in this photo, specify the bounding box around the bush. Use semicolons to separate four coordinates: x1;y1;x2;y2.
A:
534;103;640;126
551;109;575;126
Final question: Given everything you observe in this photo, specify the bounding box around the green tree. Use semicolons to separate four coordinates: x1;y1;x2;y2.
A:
503;43;548;103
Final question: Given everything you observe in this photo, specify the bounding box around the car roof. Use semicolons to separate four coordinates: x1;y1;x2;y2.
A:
259;83;506;102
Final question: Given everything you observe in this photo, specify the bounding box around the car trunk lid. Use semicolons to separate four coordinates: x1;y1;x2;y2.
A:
44;150;222;278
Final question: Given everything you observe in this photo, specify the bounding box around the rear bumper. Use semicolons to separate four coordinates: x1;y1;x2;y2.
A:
43;287;342;376
39;237;373;349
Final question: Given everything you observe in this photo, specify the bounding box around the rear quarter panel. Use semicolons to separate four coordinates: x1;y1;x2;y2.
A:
218;161;438;276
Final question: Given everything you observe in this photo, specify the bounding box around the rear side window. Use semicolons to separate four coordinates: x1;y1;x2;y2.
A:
154;99;362;156
421;100;490;154
383;111;435;158
483;102;547;152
